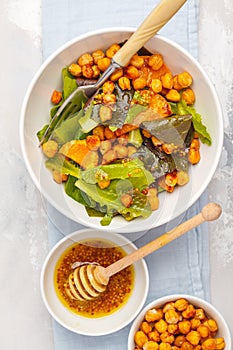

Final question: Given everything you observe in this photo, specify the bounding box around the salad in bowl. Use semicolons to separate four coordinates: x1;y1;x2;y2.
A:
37;40;212;227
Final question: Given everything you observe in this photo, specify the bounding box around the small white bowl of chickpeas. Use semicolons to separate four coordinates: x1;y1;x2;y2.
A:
128;294;231;350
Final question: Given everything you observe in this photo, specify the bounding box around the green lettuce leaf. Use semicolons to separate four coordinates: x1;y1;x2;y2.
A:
170;99;212;146
80;158;154;185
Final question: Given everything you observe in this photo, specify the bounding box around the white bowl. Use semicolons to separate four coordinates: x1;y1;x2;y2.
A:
128;294;231;350
20;28;224;233
40;228;149;336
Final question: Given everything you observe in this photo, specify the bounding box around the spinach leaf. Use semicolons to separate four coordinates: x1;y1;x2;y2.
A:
141;114;192;146
64;175;86;204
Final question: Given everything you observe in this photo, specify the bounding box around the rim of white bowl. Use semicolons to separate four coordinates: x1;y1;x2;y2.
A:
40;228;149;336
20;27;224;232
128;294;232;350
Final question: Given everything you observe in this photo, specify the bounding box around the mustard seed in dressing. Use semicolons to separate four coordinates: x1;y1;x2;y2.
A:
54;239;135;318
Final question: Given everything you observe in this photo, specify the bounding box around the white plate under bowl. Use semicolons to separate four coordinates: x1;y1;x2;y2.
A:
41;228;149;336
20;28;224;233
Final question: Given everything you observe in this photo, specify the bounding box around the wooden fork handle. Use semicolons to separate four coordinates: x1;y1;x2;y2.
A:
113;0;187;67
106;203;222;277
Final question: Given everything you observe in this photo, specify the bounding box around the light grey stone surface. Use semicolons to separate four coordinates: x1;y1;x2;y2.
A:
0;0;232;349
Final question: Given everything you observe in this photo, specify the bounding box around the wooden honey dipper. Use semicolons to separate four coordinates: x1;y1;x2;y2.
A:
66;203;222;301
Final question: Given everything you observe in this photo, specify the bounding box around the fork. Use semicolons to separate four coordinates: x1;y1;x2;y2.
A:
39;0;187;145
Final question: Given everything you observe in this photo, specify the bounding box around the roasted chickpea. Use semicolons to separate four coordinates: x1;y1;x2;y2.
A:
143;340;159;350
173;75;183;90
215;338;225;350
167;324;179;335
163;302;176;313
51;90;62;104
92;64;101;78
161;73;173;89
132;77;147;90
97;57;111;71
201;338;216;350
159;343;172;350
114;144;128;158
188;138;200;165
93;125;105;140
140;321;153;334
147;188;159;211
118;76;131;90
160;332;174;344
102;149;117;164
106;43;120;58
177;71;193;88
102;81;115;94
178;321;191;335
134;330;149;348
52;170;67;184
99;105;112;123
186;331;201;346
42;140;58;158
174;335;186;347
77;53;93;66
86;135;100;151
92;49;105;64
148;330;161;342
68;63;82;77
102;93;116;104
174;299;189;311
98;179;110;189
193;346;201;350
158;176;175;193
195;308;206;320
165;172;178;187
124;65;140;79
196;324;209;338
165;309;179;324
203;319;218;333
151;78;163;93
180;341;194;350
177;171;190;186
120;193;133;208
148;54;163;70
190;318;201;330
165;89;180;102
104;126;115;140
81;151;99;170
117;136;128;146
148;94;172;117
155;319;168;334
130;54;145;68
99;140;112;155
127;145;137;157
182;305;196;319
82;64;94;79
181;88;195;105
110;68;124;81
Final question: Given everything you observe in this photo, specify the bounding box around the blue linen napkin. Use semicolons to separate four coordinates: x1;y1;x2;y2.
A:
42;1;210;348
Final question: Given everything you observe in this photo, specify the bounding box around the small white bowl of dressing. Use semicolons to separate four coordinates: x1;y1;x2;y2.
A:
41;228;149;336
